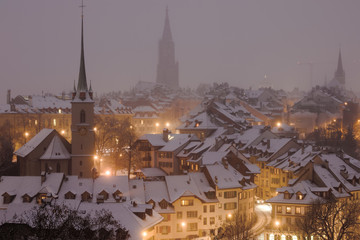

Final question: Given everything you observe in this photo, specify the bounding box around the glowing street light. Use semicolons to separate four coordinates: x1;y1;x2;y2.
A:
275;220;280;227
166;122;170;127
227;213;232;219
24;132;29;143
276;122;281;127
181;222;186;227
155;122;160;127
93;127;97;131
142;231;147;237
61;130;65;135
105;170;111;176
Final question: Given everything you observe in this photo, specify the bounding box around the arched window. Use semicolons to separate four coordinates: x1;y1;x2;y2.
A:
80;110;86;123
56;162;61;173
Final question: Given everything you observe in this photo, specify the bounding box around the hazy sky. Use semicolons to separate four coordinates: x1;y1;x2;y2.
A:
1;0;360;104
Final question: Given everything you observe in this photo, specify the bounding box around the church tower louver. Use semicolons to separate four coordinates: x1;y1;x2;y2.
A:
156;7;179;89
71;8;95;178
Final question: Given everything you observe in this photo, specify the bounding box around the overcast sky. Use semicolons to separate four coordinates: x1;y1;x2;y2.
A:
1;0;360;104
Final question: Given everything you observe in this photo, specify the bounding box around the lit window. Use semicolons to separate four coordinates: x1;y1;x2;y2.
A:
277;206;282;213
35;120;38;125
53;119;56;126
181;199;193;206
286;206;291;214
58;109;62;114
295;207;301;214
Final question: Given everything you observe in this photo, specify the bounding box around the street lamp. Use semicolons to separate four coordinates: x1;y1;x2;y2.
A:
24;132;29;143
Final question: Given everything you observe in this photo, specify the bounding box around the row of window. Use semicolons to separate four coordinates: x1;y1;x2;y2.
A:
277;205;302;214
158;223;198;234
158;152;173;158
159;161;173;168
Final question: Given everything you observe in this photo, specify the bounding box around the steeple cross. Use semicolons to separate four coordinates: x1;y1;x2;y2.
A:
80;0;86;17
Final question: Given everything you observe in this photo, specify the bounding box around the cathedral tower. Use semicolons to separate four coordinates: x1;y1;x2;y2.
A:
71;9;95;178
334;48;345;85
156;7;179;89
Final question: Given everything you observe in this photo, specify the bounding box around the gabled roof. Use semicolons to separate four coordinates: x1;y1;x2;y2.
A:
14;129;55;157
165;173;216;203
40;135;71;160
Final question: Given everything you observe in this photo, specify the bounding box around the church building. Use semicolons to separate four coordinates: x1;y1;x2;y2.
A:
15;11;95;178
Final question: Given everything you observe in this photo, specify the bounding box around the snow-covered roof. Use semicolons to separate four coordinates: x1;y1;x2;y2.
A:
140;168;167;177
201;151;229;165
40;135;71;160
14;129;55;157
165;173;217;203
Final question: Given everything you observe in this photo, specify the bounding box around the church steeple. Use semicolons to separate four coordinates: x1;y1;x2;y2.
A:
77;15;88;92
71;1;95;178
162;6;173;42
73;4;92;101
156;7;179;89
334;48;345;85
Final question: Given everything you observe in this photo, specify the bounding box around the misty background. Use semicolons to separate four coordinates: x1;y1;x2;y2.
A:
1;0;360;104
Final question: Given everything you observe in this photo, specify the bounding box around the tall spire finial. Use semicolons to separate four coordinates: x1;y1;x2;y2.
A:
162;6;173;41
337;47;343;72
76;0;88;94
80;0;85;18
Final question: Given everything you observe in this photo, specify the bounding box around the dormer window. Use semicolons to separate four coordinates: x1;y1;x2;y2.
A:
22;194;32;203
159;199;168;209
113;190;123;202
65;191;76;200
2;192;15;204
284;191;291;199
81;191;92;202
296;192;304;200
98;190;109;200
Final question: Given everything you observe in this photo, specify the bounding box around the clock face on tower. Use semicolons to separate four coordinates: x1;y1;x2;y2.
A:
79;127;87;136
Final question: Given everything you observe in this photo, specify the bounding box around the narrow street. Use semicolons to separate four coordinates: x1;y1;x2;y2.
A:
251;203;272;240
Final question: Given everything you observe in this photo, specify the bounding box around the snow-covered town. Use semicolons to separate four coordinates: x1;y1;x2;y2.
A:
1;1;360;240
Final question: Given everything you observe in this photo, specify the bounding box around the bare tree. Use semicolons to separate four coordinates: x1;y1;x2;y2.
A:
216;210;256;240
94;116;140;176
297;198;360;240
2;204;130;240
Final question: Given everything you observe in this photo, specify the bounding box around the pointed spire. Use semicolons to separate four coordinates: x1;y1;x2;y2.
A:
162;6;173;42
73;80;76;92
77;9;88;92
336;48;344;74
89;80;93;92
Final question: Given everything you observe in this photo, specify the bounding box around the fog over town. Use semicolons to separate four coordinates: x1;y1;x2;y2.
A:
1;1;360;240
1;0;360;103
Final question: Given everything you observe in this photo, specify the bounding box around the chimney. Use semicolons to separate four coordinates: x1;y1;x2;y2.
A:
163;128;170;142
6;89;11;104
267;139;270;149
